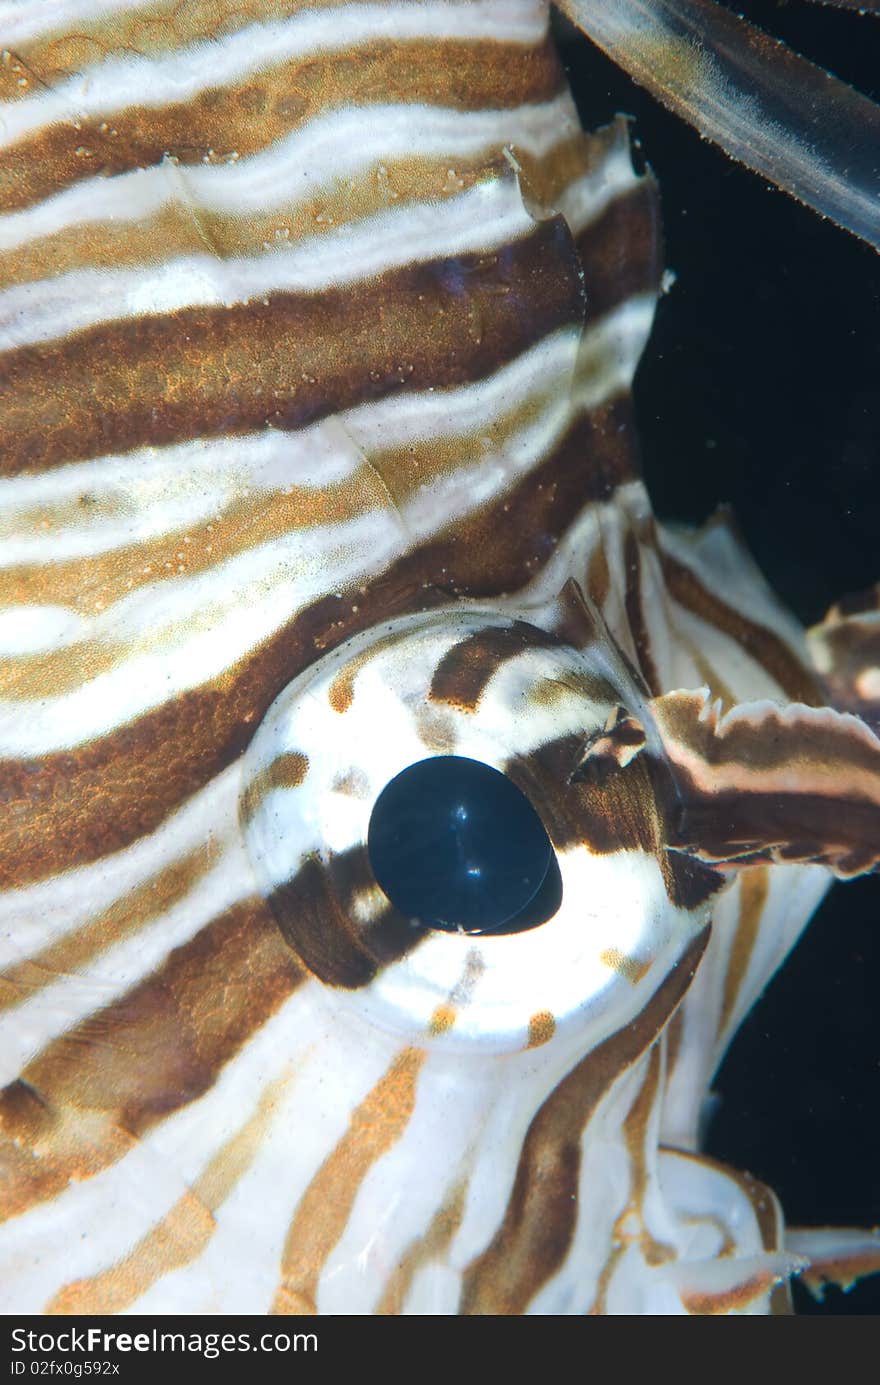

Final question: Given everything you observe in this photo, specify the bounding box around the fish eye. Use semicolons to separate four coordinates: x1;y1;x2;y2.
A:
367;755;560;936
240;607;711;1055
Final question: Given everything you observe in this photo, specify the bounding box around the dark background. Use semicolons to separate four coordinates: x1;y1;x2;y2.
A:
554;0;880;1314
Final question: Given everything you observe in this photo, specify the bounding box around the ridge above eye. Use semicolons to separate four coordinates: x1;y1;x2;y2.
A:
367;755;558;936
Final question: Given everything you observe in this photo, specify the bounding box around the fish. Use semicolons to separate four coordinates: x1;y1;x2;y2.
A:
0;0;878;1315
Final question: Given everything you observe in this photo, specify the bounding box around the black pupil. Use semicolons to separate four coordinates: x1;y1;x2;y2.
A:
367;756;560;935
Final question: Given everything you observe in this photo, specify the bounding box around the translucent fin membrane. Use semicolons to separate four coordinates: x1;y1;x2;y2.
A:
557;0;880;251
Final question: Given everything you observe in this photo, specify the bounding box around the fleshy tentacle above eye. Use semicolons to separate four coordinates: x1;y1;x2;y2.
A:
651;687;880;876
557;0;880;252
807;584;880;734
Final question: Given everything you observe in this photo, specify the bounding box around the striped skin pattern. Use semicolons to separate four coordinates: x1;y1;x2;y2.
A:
1;0;879;1315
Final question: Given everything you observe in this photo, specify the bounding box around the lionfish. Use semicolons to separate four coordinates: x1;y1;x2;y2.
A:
0;0;878;1316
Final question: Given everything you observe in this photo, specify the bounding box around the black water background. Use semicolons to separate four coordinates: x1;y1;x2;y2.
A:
556;0;880;1315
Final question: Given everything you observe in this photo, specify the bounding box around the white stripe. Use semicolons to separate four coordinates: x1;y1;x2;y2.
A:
0;325;592;755
0;603;85;654
0;0;154;46
0;296;645;577
554;131;639;236
0;0;549;149
0;984;319;1313
0;94;578;252
125;1014;404;1313
0;325;576;566
0;174;536;350
0;765;239;965
0;836;253;1083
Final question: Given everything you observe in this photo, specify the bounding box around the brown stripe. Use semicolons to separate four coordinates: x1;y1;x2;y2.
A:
1;0;411;101
1;218;584;477
375;1178;469;1315
0;152;499;292
0;357;565;626
268;850;424;989
458;927;709;1313
271;1046;424;1314
661;849;724;911
667;1148;789;1314
0;897;305;1223
672;780;880;876
0;843;218;1014
680;1268;783;1315
575;179;663;321
623;529;662;695
44;1067;293;1315
506;730;721;911
619;1045;676;1269
0;401;642;891
660;550;821;704
663;1007;685;1082
0;37;564;214
716;866;769;1039
429;621;562;711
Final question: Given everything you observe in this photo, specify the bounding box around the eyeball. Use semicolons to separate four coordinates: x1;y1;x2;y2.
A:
240;608;713;1056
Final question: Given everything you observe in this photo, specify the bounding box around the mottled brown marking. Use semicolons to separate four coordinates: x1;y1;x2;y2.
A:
429;621;562;710
526;1011;555;1048
0;844;217;1015
459;928;709;1313
599;948;650;986
271;1047;424;1314
45;1068;293;1314
0;898;304;1222
240;751;310;826
331;768;370;799
413;703;458;756
717;867;769;1039
660;551;821;705
0;38;564;214
429;1005;456;1037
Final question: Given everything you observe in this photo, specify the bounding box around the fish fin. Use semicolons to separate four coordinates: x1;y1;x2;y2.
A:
808;585;880;733
786;1227;880;1300
650;687;880;876
557;0;880;251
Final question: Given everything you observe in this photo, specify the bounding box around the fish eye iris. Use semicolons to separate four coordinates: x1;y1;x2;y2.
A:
368;756;555;935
